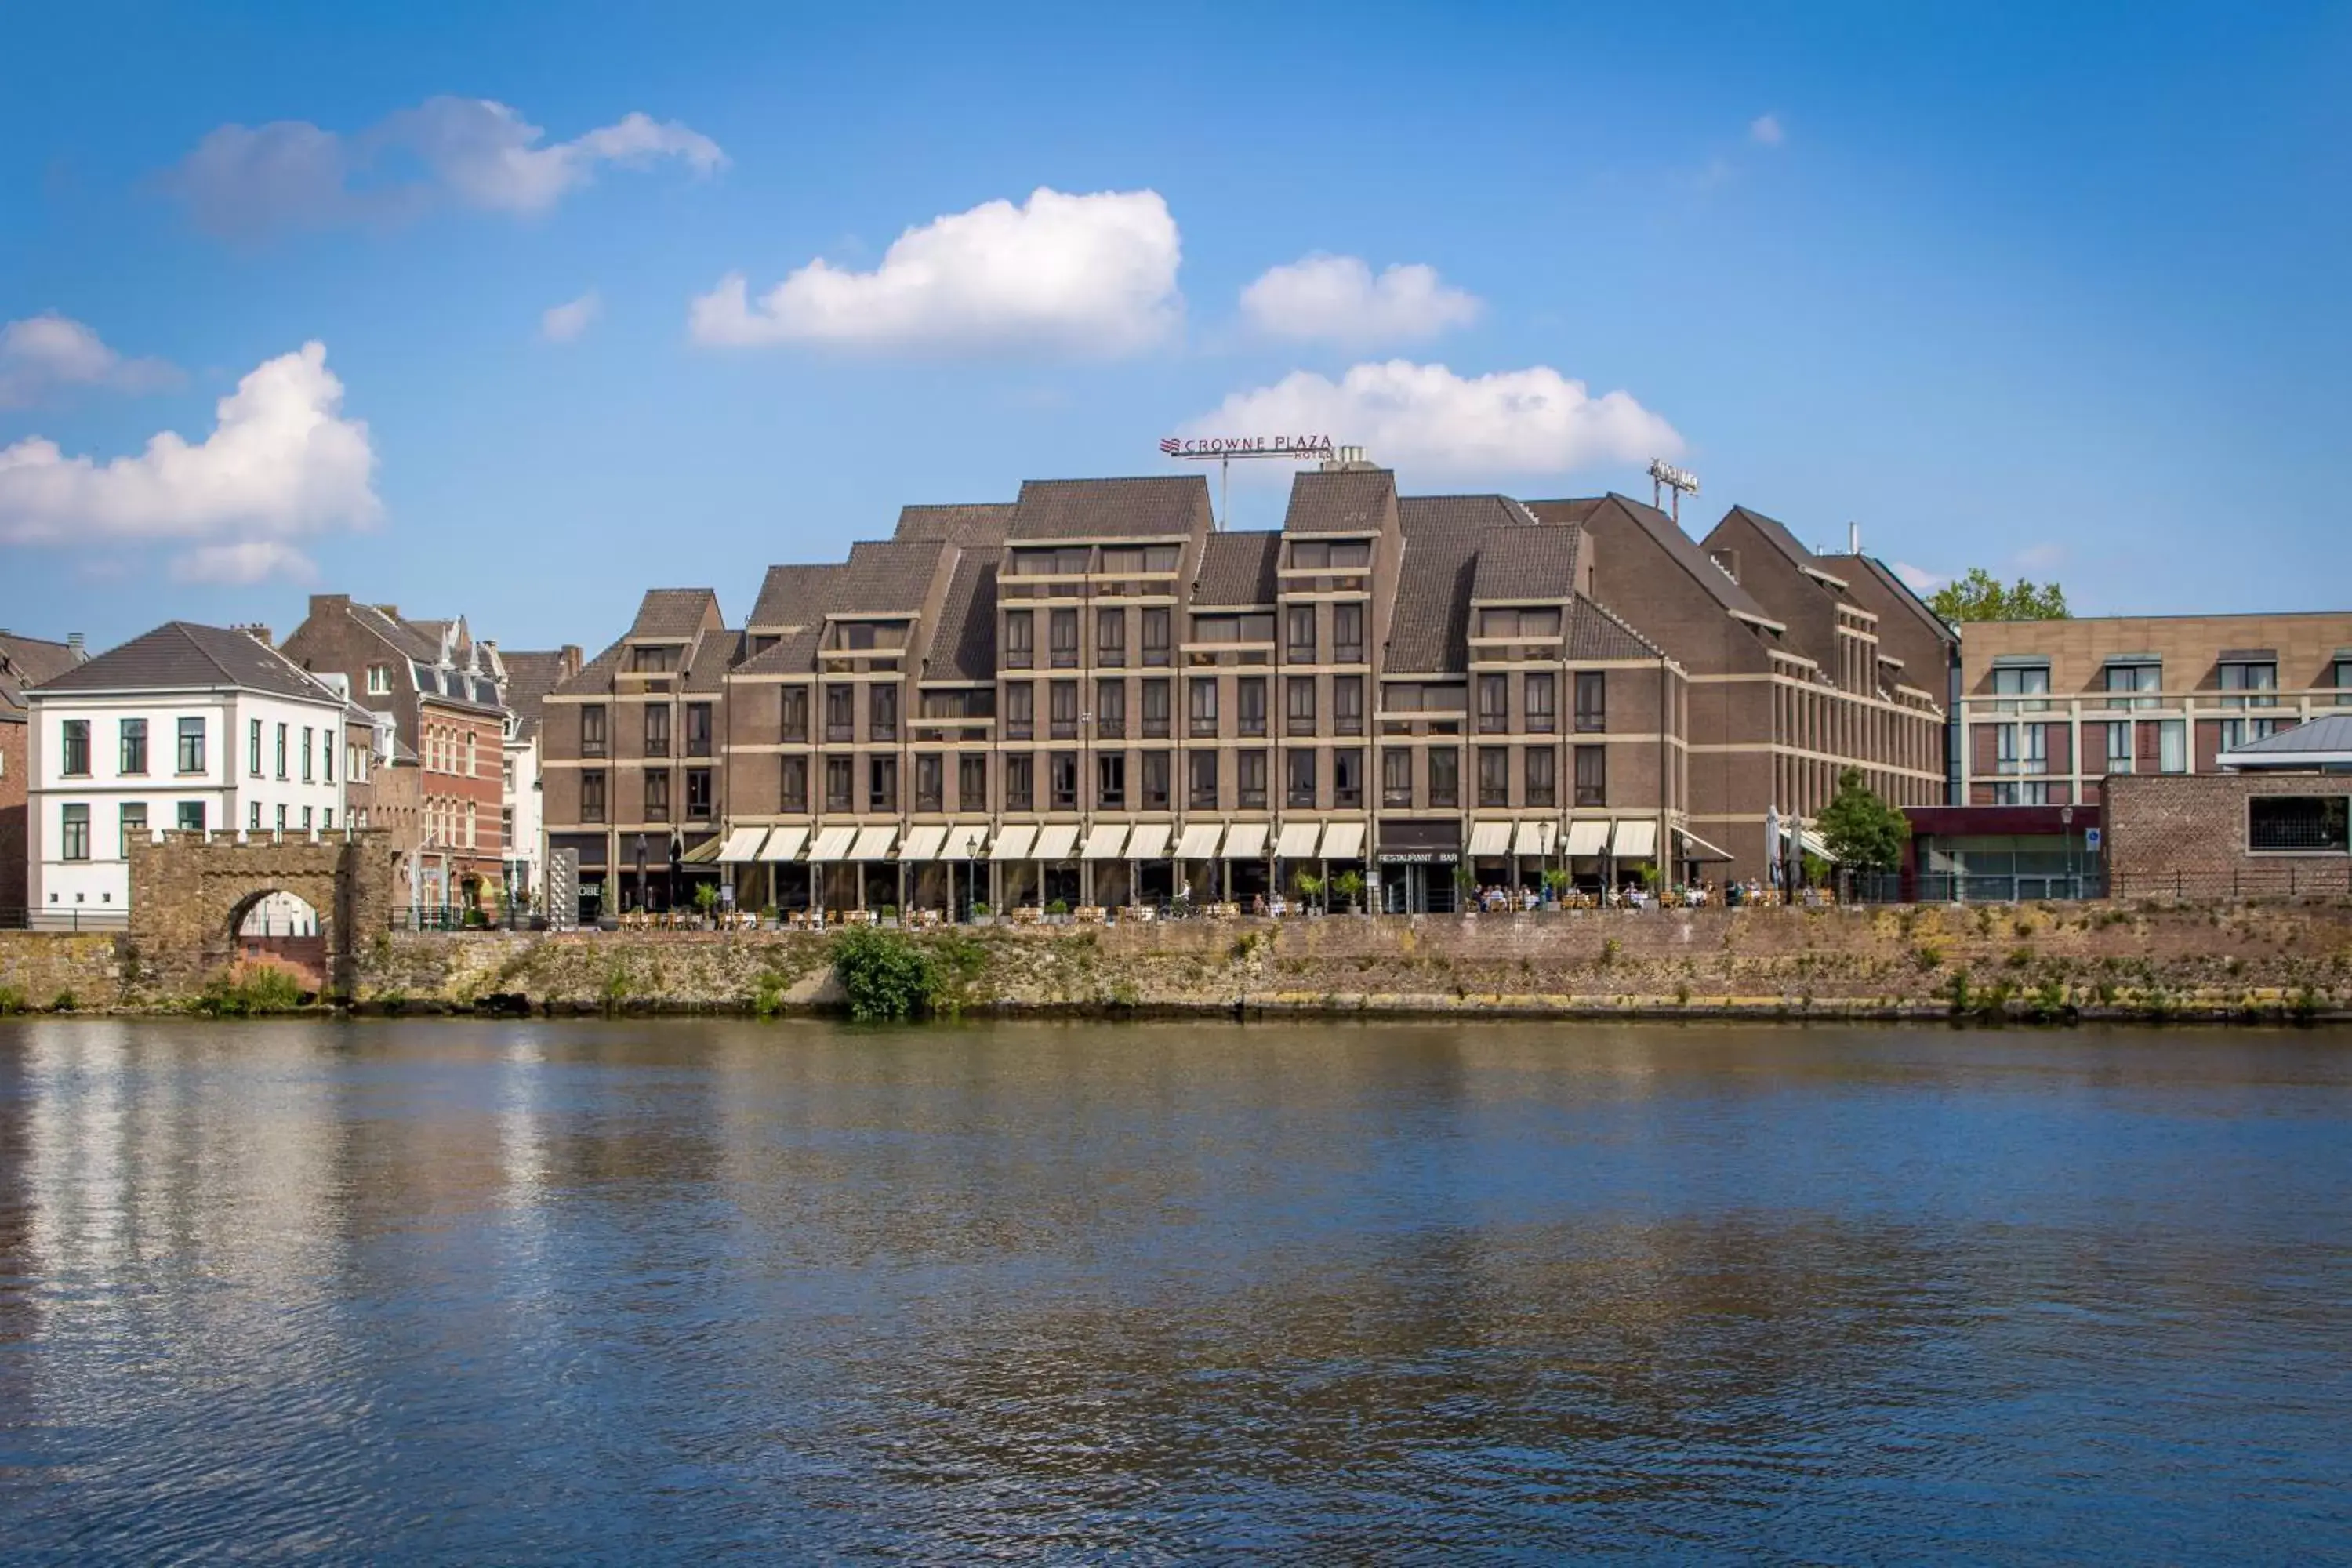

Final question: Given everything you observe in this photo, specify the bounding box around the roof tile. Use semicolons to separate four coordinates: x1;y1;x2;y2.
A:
1191;531;1281;607
1009;476;1209;540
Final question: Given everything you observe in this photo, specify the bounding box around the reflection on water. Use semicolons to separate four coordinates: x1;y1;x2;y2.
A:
2;1019;2349;1562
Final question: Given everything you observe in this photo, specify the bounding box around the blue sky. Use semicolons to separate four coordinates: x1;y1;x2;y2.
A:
3;1;2347;652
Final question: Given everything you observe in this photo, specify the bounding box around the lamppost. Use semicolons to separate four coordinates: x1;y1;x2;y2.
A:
2061;804;2076;898
964;834;981;924
668;829;684;916
633;832;648;915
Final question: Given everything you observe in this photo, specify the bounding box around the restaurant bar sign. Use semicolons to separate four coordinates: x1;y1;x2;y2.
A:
1160;435;1337;459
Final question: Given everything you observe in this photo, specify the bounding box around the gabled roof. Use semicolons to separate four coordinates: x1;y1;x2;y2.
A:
345;602;445;662
1568;597;1664;661
550;641;623;699
833;539;946;616
0;631;82;714
2223;713;2352;765
1820;553;1957;645
1192;530;1281;607
894;503;1015;547
1472;525;1581;603
1384;501;1487;674
1535;494;1778;629
748;564;844;631
1718;504;1824;575
686;631;742;692
925;552;1000;682
1009;476;1208;540
1282;468;1396;534
629;589;720;641
497;649;572;742
30;622;339;705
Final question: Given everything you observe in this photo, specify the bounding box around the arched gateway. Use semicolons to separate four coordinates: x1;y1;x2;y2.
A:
127;830;392;998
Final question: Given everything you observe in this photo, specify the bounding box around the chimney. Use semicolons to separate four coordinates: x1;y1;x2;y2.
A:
309;593;351;622
561;644;583;677
234;623;274;648
67;632;85;661
1849;521;1860;555
374;604;399;620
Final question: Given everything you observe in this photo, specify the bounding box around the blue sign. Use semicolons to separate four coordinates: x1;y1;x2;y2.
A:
2084;827;2103;851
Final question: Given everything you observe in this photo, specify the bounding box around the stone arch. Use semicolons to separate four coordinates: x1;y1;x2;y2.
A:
126;830;392;999
228;888;328;993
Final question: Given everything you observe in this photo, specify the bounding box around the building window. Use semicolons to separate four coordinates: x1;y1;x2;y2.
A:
869;686;897;743
1479;674;1508;735
168;717;202;775
275;804;287;835
1237;750;1267;809
630;645;677;673
1334;747;1363;809
1004;682;1035;741
275;723;288;778
1142;750;1171;810
179;801;206;833
644;705;671;757
1287;749;1317;808
1048;753;1077;811
583;769;607;822
249;800;263;831
1383;747;1414;808
1004;611;1035;669
686;768;713;819
1189;677;1219;738
1429;747;1460;808
302;727;314;782
1334;676;1363;737
1287;604;1317;664
916;754;944;812
2223;717;2282;753
826;757;854;811
779;757;808;814
61;804;90;860
1142;679;1171;739
1142;608;1171;667
1525;747;1556;808
2220;660;2278;710
1050;609;1079;669
1997;723;2048;775
2159;720;2187;774
1990;781;2052;806
60;720;89;776
1286;676;1316;737
1333;603;1363;664
1096;753;1126;809
1574;746;1606;808
869;757;897;812
1478;746;1509;808
958;754;988;813
644;771;670;822
118;718;148;775
249;718;263;775
325;739;334;786
118;801;147;857
1005;755;1035;812
1097;612;1127;667
1096;680;1127;739
306;805;317;834
1991;663;2051;712
2104;661;2161;711
582;704;608;757
687;703;714;757
2106;721;2134;774
780;688;808;742
2334;659;2352;700
465;730;477;778
1189;750;1219;811
1235;676;1265;738
1575;670;1606;732
824;685;853;742
2249;796;2350;854
1050;681;1080;740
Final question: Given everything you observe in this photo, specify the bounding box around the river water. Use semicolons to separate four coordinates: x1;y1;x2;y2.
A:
1;1018;2347;1563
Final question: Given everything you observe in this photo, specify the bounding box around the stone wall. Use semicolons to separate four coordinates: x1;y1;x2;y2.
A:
2106;774;2352;901
126;829;393;996
0;931;122;1008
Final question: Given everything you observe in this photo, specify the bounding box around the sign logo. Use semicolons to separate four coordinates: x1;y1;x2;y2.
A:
1160;435;1335;459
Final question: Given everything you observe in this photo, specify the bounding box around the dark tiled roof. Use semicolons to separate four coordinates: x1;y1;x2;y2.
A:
1397;493;1537;534
748;564;844;631
1472;525;1581;602
550;641;623;699
346;602;444;662
0;632;82;714
1718;505;1822;574
733;631;824;677
1385;503;1486;674
686;631;742;693
31;622;338;704
1537;495;1776;626
925;552;1000;682
497;649;572;742
1820;554;1956;643
895;503;1015;546
629;589;720;641
1282;468;1396;534
1009;476;1208;540
1192;531;1280;607
834;539;947;615
1568;597;1664;661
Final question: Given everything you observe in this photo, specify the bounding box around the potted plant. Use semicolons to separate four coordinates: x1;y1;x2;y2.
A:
1046;897;1071;923
880;902;899;927
1333;869;1366;915
1541;868;1572;909
693;882;721;928
1294;870;1325;916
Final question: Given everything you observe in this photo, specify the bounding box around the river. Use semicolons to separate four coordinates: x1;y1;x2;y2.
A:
1;1018;2347;1563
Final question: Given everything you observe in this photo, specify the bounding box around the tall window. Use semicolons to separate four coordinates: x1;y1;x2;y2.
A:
1429;747;1460;808
119;719;147;775
1096;680;1127;739
1050;681;1079;740
1189;750;1219;810
1237;677;1267;738
869;686;897;742
178;717;206;775
1142;751;1171;809
825;685;853;742
465;730;476;777
869;757;897;811
325;739;333;785
826;757;855;811
916;754;944;811
1478;746;1509;808
119;801;147;857
249;717;264;775
1334;748;1363;808
1004;611;1035;669
1141;608;1171;667
1525;747;1556;808
687;702;714;756
1334;676;1364;736
1332;603;1363;663
686;768;713;819
1287;676;1316;736
61;804;89;860
1097;611;1127;667
1142;679;1171;739
2105;721;2134;775
2335;659;2352;700
1005;755;1035;811
1287;605;1317;663
1095;753;1126;809
1518;674;1553;735
1991;663;2051;713
1576;671;1606;732
2219;661;2278;710
60;720;89;776
644;771;670;822
1049;609;1079;668
1383;747;1414;808
1238;750;1268;809
582;704;608;757
2103;661;2161;711
1189;677;1219;738
301;727;314;782
958;754;988;813
178;801;206;833
1287;749;1317;808
1574;746;1606;808
779;757;808;813
1479;674;1508;734
1005;683;1034;740
644;705;671;757
1049;753;1077;810
582;769;607;822
2159;720;2187;775
275;723;288;778
1997;724;2048;775
780;688;808;742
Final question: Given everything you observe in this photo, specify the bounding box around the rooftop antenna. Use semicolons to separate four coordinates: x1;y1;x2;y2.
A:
1648;459;1700;525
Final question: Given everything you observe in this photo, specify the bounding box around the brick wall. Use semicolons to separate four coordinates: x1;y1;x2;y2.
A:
0;931;119;1004
0;716;25;916
2105;772;2352;898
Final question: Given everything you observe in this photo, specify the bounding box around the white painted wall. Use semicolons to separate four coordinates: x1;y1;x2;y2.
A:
504;729;543;906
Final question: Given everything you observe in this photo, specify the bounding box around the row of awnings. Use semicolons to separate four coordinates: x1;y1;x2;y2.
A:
713;820;1376;865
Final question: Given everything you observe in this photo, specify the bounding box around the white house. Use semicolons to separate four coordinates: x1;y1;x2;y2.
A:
25;622;350;928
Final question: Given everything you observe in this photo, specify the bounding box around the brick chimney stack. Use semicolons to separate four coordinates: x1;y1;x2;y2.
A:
560;644;583;679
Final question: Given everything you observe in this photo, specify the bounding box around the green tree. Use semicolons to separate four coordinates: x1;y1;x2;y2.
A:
1926;566;2070;622
1816;767;1911;871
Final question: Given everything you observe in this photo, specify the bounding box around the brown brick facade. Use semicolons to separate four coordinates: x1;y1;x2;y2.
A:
2103;773;2352;898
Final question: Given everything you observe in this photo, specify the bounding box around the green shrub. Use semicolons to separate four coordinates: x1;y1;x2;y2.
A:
1333;870;1366;907
194;961;306;1018
1600;937;1621;966
750;971;788;1020
1911;944;1943;971
49;990;77;1014
0;984;26;1015
833;927;939;1022
1046;898;1070;916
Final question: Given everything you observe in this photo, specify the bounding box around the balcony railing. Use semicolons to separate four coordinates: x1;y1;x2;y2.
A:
1384;786;1414;808
1190;717;1219;739
1142;717;1171;739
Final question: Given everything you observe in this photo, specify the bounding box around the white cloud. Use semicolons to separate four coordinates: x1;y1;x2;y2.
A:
1892;561;1946;593
0;343;379;584
170;540;319;585
1182;360;1681;477
540;290;602;343
1750;114;1785;147
165;97;724;238
1239;255;1482;347
0;314;180;408
690;187;1181;355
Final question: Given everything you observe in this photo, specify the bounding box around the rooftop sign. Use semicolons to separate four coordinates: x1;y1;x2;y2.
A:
1160;435;1335;459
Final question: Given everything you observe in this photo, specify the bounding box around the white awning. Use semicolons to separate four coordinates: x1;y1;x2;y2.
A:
1125;822;1172;859
1611;819;1659;858
1033;823;1080;861
1512;819;1557;857
943;823;989;861
1799;829;1837;863
1275;822;1322;858
1080;823;1128;860
989;823;1037;862
1467;820;1513;857
805;825;858;862
1318;821;1366;860
1175;822;1224;859
1679;828;1736;863
759;825;809;862
1221;822;1269;859
717;826;769;863
1565;819;1611;857
848;826;898;862
899;824;947;862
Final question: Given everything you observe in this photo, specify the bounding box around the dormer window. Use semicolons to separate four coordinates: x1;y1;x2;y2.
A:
630;645;678;673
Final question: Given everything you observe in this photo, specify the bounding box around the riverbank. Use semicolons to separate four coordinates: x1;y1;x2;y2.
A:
8;902;2352;1023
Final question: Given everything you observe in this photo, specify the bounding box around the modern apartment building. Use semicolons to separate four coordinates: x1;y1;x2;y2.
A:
1954;612;2352;807
540;463;1941;918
